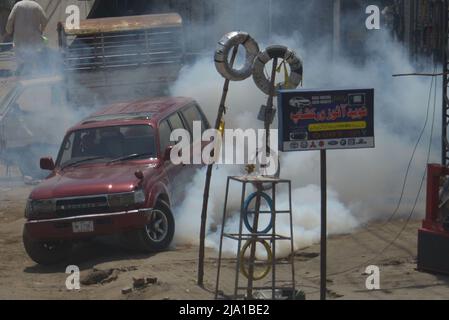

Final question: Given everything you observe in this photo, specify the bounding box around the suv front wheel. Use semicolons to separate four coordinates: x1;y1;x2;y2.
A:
127;201;175;252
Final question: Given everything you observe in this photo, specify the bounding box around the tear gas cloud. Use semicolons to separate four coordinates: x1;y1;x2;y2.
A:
0;57;93;180
1;0;440;256
170;0;441;255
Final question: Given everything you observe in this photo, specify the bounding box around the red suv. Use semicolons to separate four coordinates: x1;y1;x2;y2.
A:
23;97;210;265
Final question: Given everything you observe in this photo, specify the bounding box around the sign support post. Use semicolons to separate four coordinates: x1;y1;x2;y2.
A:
277;88;375;301
320;149;327;300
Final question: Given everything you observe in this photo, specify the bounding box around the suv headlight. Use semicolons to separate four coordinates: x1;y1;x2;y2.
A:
107;190;146;209
25;199;56;218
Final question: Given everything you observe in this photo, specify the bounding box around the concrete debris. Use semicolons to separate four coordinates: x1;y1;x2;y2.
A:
133;275;159;289
117;266;138;272
121;287;133;295
146;277;158;285
252;289;285;300
81;269;114;286
81;266;138;286
252;289;306;300
100;269;119;284
133;277;146;289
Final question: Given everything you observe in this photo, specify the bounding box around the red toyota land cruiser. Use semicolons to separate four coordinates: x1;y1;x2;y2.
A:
23;97;210;265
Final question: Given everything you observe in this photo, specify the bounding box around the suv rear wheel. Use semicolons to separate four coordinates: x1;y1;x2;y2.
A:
126;200;175;252
23;228;72;265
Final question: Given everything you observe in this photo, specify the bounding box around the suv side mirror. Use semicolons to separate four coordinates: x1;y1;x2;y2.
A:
40;157;55;171
163;146;173;162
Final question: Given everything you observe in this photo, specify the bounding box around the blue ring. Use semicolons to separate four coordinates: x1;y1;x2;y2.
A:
243;192;274;234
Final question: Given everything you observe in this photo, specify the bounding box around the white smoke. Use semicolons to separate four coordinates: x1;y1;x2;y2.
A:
0;49;93;180
169;54;352;255
4;0;437;257
173;164;357;257
169;25;441;255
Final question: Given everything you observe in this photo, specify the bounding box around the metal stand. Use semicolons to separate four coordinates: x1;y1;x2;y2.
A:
215;175;296;300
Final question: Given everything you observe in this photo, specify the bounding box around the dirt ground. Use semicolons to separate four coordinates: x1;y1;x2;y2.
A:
1;182;449;300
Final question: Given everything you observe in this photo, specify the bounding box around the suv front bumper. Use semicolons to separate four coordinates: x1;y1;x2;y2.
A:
24;208;152;241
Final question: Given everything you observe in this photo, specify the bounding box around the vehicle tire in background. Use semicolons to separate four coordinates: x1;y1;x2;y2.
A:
22;228;72;265
126;201;175;253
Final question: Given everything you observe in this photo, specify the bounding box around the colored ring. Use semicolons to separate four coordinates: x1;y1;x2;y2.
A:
214;31;260;81
239;239;273;281
252;45;303;96
243;191;274;234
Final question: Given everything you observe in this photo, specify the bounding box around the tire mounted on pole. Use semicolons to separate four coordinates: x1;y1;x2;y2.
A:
252;45;303;96
214;31;260;81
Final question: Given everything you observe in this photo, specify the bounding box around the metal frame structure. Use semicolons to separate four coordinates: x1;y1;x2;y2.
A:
57;14;184;71
215;176;296;300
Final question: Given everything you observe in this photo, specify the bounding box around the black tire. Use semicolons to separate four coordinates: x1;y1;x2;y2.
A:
126;201;175;253
22;227;72;265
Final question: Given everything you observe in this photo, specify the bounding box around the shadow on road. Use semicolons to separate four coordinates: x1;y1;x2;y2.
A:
22;236;163;274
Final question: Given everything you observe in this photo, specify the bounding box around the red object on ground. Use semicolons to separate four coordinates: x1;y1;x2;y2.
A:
418;163;449;274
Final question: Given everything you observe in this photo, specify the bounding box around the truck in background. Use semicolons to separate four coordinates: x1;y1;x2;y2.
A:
57;13;185;107
0;12;185;180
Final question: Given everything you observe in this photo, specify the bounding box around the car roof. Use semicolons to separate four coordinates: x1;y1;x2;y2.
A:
73;96;194;129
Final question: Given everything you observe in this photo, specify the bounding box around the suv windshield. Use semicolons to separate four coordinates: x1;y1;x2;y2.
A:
57;125;156;168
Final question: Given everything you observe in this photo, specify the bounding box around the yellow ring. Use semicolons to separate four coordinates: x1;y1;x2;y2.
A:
239;239;273;281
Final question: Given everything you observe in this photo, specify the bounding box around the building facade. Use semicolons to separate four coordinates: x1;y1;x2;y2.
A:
0;0;444;62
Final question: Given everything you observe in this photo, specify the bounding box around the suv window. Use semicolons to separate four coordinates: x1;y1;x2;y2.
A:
167;113;185;131
181;104;208;136
158;120;172;153
57;125;156;167
59;133;75;165
167;112;186;143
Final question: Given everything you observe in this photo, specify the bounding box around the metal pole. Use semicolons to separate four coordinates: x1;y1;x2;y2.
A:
271;182;276;300
234;181;246;298
442;0;449;166
264;58;278;161
215;177;231;299
288;180;296;299
333;0;341;58
245;57;277;298
268;0;272;40
320;149;327;300
247;184;262;299
198;46;239;287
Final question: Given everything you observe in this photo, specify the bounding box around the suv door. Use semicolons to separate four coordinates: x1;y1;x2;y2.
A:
180;103;210;167
161;112;191;202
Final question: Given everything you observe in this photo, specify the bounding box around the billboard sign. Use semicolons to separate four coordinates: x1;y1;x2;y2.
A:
278;88;374;152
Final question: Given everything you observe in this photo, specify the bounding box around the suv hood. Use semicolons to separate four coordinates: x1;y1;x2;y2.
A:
30;164;155;199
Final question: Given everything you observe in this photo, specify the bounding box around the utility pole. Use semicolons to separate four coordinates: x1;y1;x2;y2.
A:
443;0;449;166
333;0;341;58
